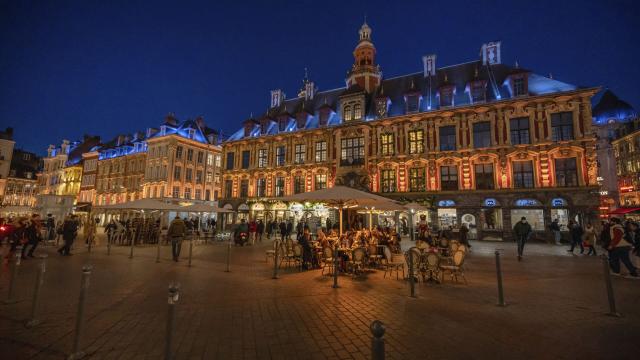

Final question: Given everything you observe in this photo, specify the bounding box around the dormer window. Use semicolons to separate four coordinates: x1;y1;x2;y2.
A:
353;103;362;120
160;125;167;136
439;86;454;107
469;81;486;103
278;117;288;132
296;113;308;129
405;94;420;113
187;128;196;139
319;108;332;127
343;105;353;121
513;77;526;97
375;97;389;118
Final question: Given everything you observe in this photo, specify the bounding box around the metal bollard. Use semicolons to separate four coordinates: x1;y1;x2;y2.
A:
370;320;385;360
272;241;279;279
129;237;135;259
69;265;92;360
4;251;22;304
225;240;231;272
408;251;416;298
333;244;339;288
26;255;47;327
188;239;194;267
601;254;621;317
165;284;180;360
495;250;506;307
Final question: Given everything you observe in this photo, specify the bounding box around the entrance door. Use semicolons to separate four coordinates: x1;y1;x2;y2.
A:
461;213;477;240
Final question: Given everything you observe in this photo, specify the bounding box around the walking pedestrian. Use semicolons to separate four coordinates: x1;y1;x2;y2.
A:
279;220;287;242
608;217;638;278
256;219;264;242
549;218;562;245
459;223;470;248
567;220;584;254
46;214;55;241
248;219;257;245
286;220;293;240
58;215;79;256
583;222;597;256
168;215;186;262
21;214;42;259
513;216;532;261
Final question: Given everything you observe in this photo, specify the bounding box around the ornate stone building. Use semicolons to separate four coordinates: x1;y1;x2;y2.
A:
221;22;600;241
2;149;39;209
612;118;640;207
0;127;16;204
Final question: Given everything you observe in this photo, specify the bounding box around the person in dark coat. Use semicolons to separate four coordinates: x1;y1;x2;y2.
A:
58;215;79;256
567;220;584;254
256;220;264;242
513;217;532;261
279;221;287;242
21;214;42;259
298;228;313;269
459;223;470;248
286;220;293;240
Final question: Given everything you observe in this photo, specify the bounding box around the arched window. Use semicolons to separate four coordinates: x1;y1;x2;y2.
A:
343;105;352;121
353;103;362;120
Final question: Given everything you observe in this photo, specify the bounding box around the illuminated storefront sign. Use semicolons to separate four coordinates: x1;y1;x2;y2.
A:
515;199;540;207
438;200;455;207
551;198;567;207
484;198;497;207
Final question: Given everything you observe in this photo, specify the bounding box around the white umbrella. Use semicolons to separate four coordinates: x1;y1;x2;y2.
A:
280;186;400;235
181;203;234;213
94;198;185;211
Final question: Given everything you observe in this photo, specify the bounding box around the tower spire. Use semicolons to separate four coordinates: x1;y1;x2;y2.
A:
347;21;381;93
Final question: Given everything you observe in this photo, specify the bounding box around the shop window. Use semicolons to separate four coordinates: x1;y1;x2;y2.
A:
439;126;456;151
513;161;534;188
551;112;574;141
409;168;426;192
473;122;491;148
510;209;544;231
550;208;569;231
481;208;503;230
510;117;530;145
440;165;458;190
555;158;578;187
380;169;396;193
438;208;457;228
380;133;394;156
474;163;494;189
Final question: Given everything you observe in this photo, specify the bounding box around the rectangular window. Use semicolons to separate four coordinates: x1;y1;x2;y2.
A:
276;146;286;166
315;174;327;190
474;163;494;190
184;187;191;199
409;168;426;192
241;150;250;169
315;141;327;162
513;77;526;96
353;103;362;120
185;168;193;181
294;144;306;164
406;94;420;113
294;176;305;194
258;149;268;168
551;112;574;141
439;88;453;107
176;146;183;159
215;155;221;168
439;126;456;151
340;137;365;166
197;151;204;164
174;166;182;181
172;186;180;198
440;166;458;190
195;189;202;200
275;177;285;197
555;158;578;187
256;178;266;197
196;170;203;184
510;117;530;145
226;152;235;170
381;169;396;193
187;149;193;161
473;122;491;148
224;180;233;198
408;130;424;154
513;161;534;189
240;180;248;197
470;82;486;103
380;134;395;156
205;189;211;201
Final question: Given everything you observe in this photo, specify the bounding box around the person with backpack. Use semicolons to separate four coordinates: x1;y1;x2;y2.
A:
567;220;584;254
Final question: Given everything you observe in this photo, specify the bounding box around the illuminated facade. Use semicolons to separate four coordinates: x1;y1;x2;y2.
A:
221;23;600;241
0;127;16;203
612;118;640;206
2;149;39;208
95;134;147;205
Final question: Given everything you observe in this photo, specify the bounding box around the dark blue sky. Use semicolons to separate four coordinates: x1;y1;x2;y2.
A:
1;0;638;154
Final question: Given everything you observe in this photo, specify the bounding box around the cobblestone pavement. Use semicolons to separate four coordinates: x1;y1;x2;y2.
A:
1;235;639;359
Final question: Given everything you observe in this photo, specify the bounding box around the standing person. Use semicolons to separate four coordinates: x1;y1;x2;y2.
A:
256;219;264;243
286;220;293;240
248;219;257;245
567;220;584;254
58;215;79;256
279;220;287;242
84;216;97;247
298;227;313;270
168;215;186;262
46;214;55;241
21;214;42;259
459;223;470;248
513;217;532;261
608;217;638;278
624;221;640;268
583;222;597;256
549;218;562;245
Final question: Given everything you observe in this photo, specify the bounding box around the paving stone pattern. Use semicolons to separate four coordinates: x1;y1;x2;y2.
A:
1;236;639;359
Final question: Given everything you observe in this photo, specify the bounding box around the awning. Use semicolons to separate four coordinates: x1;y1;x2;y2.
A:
609;207;640;215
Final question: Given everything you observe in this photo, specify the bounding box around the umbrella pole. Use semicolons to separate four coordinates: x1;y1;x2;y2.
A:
339;207;343;236
369;211;373;231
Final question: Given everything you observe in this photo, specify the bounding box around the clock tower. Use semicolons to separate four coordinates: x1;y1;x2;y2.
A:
346;21;382;93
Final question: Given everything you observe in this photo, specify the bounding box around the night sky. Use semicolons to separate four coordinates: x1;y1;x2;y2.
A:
1;0;638;155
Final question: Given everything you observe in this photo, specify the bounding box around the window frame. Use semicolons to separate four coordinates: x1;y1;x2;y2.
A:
473;122;491;148
551;112;574;142
555;157;578;187
380;169;396;193
409;167;426;192
408;130;424;154
513;160;535;189
276;146;286;166
380;133;395;156
315;141;327;162
294;144;306;164
474;163;495;190
510;117;530;145
440;165;459;191
340;137;365;166
439;126;457;151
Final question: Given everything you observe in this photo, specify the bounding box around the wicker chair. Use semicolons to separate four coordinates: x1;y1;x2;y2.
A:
265;240;278;263
368;244;383;268
440;250;467;284
424;252;441;282
349;248;367;276
321;247;334;275
292;244;304;271
382;246;405;280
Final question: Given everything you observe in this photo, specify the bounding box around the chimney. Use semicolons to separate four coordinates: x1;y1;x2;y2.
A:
164;112;178;126
270;89;285;108
195;116;206;129
304;81;315;100
422;54;436;77
481;41;501;65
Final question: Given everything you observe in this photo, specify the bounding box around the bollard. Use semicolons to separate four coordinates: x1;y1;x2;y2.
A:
370;320;385;360
333;244;339;289
495;250;506;307
188;238;194;267
156;237;162;263
129;237;135;259
26;255;47;327
272;241;279;279
601;254;621;317
225;240;231;272
69;265;92;360
165;284;180;360
4;251;22;304
408;251;416;298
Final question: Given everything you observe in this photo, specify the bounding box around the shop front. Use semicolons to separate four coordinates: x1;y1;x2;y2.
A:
437;200;457;229
549;197;570;231
510;198;546;240
479;198;504;241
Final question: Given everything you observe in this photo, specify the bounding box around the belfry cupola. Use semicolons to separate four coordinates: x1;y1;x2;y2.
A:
346;21;382;93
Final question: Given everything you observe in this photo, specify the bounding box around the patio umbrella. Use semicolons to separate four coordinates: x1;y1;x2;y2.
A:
94;198;185;211
356;200;406;230
280;186;401;235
